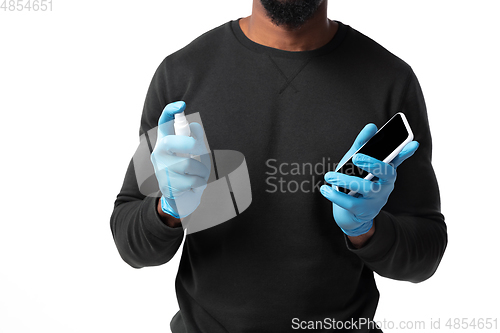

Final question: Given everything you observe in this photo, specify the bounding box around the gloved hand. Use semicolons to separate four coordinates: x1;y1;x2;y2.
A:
150;101;211;219
320;123;419;237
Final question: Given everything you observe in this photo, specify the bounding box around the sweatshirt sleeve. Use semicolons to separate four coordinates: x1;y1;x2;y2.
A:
110;57;185;269
347;68;448;283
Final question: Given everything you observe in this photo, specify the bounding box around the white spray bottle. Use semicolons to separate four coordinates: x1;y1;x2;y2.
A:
174;111;201;161
174;111;191;137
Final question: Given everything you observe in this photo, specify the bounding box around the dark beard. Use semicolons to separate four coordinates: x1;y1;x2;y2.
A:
260;0;323;29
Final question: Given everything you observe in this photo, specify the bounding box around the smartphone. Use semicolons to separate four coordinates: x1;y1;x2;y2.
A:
336;112;413;196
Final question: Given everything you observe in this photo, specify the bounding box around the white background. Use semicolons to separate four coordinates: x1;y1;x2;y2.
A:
1;1;498;332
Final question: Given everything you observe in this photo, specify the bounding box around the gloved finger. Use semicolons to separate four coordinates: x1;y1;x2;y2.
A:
184;174;208;191
188;123;212;173
324;172;374;197
173;186;207;218
390;141;419;168
336;124;378;171
157;101;186;139
320;184;358;212
352;154;396;183
167;172;208;194
191;182;208;193
189;122;210;155
157;135;197;156
168;157;210;180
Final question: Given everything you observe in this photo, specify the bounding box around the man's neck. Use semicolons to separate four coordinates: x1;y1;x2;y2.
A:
239;0;337;52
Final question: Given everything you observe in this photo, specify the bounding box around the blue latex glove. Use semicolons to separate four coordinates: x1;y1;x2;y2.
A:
150;101;211;219
320;123;419;236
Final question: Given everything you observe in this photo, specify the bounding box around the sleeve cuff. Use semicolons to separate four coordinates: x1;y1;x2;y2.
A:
345;210;397;263
142;196;185;241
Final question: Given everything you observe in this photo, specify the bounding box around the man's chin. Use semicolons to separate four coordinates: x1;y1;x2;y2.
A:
260;0;323;30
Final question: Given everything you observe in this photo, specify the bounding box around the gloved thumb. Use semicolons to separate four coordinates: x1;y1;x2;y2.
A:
352;123;378;151
336;123;378;171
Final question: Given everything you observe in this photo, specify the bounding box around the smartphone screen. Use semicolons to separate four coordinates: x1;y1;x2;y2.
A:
336;113;410;194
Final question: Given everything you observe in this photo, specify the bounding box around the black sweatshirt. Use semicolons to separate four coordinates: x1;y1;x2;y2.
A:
110;20;447;333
